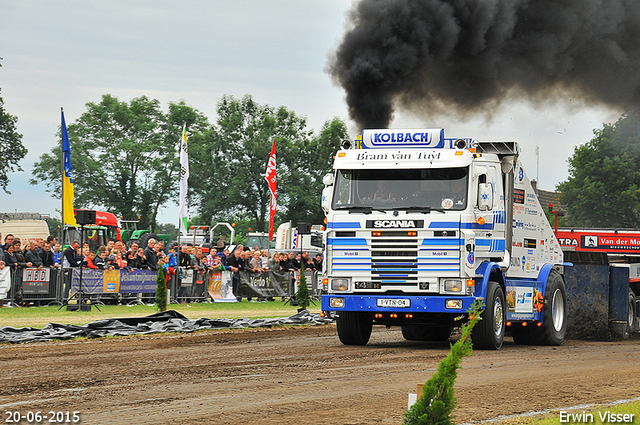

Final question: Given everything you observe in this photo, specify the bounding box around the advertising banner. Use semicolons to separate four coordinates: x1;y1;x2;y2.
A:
72;269;158;293
238;270;289;297
208;270;236;302
22;268;51;295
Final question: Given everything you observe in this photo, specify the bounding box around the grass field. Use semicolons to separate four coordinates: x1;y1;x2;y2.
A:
0;300;323;329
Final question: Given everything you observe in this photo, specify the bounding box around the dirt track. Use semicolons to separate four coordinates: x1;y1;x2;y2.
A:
1;324;639;425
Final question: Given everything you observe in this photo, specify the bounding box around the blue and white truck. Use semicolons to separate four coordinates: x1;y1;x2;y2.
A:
320;128;567;349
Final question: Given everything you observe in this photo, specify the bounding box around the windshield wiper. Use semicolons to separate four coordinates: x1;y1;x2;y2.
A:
335;206;387;214
402;206;432;214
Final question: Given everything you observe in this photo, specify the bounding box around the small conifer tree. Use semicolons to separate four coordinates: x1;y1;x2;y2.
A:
404;299;484;425
155;265;167;312
296;267;312;310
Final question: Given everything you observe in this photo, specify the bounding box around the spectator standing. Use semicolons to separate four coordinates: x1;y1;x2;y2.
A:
1;234;14;250
53;243;62;265
249;251;264;273
227;245;244;301
63;241;82;268
84;251;98;269
3;242;18;268
144;239;158;271
40;242;56;267
25;243;43;268
13;240;32;268
314;253;323;272
133;248;147;269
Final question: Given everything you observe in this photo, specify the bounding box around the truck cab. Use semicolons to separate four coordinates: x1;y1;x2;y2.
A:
321;129;566;349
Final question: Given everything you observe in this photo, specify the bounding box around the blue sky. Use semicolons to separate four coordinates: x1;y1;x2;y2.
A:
0;0;622;224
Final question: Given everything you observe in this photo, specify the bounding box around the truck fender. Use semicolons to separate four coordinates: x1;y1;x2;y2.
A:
474;261;505;301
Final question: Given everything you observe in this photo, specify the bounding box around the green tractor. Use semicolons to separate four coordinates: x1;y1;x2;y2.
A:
120;218;171;249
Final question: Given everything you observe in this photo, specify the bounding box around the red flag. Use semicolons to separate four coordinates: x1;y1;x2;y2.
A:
265;139;277;241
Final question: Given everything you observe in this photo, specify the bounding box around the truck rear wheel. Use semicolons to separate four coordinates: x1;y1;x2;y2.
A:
472;281;505;350
401;325;452;341
513;270;567;345
629;289;639;334
336;312;373;346
536;269;567;345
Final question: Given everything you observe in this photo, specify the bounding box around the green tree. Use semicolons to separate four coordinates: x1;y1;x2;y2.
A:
404;300;483;425
295;267;311;310
190;94;348;231
558;111;640;228
191;94;311;231
280;117;348;225
0;60;28;194
30;95;208;230
155;264;167;312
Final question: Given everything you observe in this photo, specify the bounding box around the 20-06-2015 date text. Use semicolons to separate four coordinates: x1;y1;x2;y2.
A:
5;411;80;423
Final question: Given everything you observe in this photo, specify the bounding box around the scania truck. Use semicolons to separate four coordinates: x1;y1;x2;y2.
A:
320;128;567;349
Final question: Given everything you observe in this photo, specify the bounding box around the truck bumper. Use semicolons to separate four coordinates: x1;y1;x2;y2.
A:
321;294;478;314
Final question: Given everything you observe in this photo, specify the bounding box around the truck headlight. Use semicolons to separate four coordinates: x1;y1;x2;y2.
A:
329;297;345;308
446;299;463;309
331;278;349;291
443;279;463;293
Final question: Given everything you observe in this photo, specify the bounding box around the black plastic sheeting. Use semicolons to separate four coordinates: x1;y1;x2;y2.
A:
0;309;334;344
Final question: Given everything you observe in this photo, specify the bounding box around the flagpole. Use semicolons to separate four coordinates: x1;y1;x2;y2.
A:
60;108;65;298
178;123;188;243
60;108;65;245
177;124;181;245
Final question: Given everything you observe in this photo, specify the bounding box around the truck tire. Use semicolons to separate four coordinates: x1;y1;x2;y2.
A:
536;269;567;345
401;325;452;342
512;270;567;345
629;289;639;334
137;233;159;250
472;281;505;350
336;312;373;346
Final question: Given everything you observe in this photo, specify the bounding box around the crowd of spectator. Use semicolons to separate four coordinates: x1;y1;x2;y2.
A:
1;232;62;271
0;229;324;305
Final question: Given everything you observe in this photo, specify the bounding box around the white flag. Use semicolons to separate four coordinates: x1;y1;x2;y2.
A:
179;124;189;234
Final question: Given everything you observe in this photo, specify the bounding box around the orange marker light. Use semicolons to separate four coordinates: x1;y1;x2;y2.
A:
477;217;486;225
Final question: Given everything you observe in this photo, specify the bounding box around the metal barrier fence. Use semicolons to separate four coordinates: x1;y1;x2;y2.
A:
1;267;63;306
0;266;325;306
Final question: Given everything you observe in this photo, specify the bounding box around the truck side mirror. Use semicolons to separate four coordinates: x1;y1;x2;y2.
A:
321;186;332;214
478;183;493;211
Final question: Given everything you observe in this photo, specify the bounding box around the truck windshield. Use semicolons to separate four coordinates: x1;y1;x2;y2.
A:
332;167;469;211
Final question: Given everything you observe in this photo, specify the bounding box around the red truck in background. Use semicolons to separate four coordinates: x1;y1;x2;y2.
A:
554;226;640;333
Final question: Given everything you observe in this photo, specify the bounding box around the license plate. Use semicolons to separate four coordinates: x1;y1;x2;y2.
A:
377;298;411;308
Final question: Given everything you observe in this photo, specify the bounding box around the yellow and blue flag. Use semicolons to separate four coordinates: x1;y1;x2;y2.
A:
61;109;77;227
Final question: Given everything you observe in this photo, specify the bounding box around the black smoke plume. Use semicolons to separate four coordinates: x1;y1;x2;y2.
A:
328;0;640;129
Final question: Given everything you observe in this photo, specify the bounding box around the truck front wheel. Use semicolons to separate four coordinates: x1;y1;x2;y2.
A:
472;281;505;350
336;312;373;346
